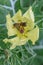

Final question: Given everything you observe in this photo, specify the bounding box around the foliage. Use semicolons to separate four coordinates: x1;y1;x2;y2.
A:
0;0;43;65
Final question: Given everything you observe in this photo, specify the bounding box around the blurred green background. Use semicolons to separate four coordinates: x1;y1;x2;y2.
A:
0;0;43;65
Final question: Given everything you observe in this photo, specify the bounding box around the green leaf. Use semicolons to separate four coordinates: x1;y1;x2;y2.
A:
0;7;9;24
0;0;11;6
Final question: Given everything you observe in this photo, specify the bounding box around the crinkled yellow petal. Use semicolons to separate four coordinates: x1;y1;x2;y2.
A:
10;37;28;49
9;37;20;49
6;14;17;36
3;37;20;49
23;6;34;30
9;34;28;49
23;6;34;22
3;38;9;43
27;26;39;44
18;38;28;46
3;37;28;49
12;10;22;23
23;17;34;31
16;30;28;46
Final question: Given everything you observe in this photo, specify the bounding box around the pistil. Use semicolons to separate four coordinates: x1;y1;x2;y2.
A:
13;22;26;34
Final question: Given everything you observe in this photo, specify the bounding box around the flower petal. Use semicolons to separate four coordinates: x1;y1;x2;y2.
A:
6;14;17;36
23;6;34;22
18;38;28;46
3;37;20;49
23;17;34;31
27;26;39;44
9;37;20;49
23;6;34;30
3;38;9;43
12;10;22;23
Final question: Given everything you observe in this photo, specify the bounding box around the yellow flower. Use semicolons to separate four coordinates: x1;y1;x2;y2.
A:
3;6;39;49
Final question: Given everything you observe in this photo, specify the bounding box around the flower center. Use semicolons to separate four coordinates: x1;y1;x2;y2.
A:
13;22;26;33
